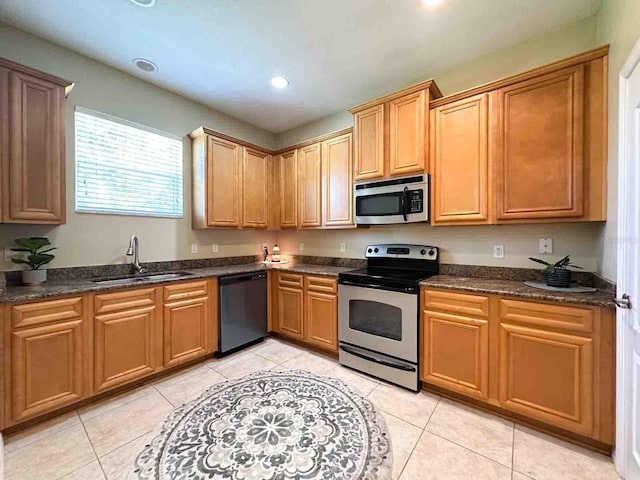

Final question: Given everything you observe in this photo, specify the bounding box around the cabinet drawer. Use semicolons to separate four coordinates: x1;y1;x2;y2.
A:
94;288;157;314
12;297;83;329
499;299;594;334
305;276;337;294
278;272;304;289
422;289;489;318
163;281;208;302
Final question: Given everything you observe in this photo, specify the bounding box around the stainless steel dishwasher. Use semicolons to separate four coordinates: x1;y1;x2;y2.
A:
218;271;268;354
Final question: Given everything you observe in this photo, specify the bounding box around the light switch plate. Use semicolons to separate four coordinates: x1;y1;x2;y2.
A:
493;245;505;259
299;243;304;252
191;243;198;254
4;247;13;262
340;243;346;253
539;238;553;254
212;244;219;253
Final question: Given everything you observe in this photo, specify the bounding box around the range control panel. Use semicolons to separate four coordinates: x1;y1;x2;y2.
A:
365;244;438;261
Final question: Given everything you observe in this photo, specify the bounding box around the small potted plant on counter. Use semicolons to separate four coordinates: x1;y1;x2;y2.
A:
529;255;582;288
10;237;56;286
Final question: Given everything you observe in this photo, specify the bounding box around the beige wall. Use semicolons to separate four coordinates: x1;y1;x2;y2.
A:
275;16;599;149
0;23;277;269
596;0;640;281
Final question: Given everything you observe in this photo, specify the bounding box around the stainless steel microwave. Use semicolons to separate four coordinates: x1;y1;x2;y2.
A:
354;175;429;225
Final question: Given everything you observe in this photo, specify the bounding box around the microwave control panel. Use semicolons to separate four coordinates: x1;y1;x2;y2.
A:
408;190;423;213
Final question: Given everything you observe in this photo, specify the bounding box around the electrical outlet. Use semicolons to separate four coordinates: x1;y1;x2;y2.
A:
191;243;198;254
212;244;219;253
493;245;505;259
4;247;13;262
539;238;553;254
340;243;346;253
299;243;304;252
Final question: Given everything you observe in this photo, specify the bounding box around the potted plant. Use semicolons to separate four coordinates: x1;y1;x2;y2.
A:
529;255;582;288
10;237;56;286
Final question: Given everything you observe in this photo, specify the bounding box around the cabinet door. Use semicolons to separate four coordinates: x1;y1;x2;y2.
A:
279;150;298;228
323;133;353;227
495;65;585;220
498;322;594;436
305;291;338;352
432;93;490;225
11;319;84;422
277;286;304;340
242;147;269;229
5;71;65;223
421;310;489;399
94;289;159;392
298;143;322;227
164;297;208;367
354;104;384;181
207;135;242;227
389;90;426;176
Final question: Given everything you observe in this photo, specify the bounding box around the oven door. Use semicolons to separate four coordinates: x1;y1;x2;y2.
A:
354;183;428;225
338;284;418;362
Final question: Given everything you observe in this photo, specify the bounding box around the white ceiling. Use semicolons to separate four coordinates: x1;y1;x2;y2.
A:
0;0;601;133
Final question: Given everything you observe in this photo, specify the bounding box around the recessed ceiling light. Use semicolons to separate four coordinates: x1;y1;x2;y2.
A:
130;0;156;7
133;58;158;72
271;76;289;89
422;0;444;6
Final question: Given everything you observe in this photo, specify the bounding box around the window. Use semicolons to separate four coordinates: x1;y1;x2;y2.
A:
75;107;183;218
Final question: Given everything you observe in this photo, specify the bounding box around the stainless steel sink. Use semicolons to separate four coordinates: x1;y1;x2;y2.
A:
91;271;193;285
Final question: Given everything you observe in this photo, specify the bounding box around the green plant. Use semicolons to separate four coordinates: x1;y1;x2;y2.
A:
529;255;582;272
10;237;56;270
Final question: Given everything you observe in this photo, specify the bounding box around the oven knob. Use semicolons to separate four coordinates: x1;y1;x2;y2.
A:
428;249;435;256
367;248;372;253
374;248;379;253
420;249;426;255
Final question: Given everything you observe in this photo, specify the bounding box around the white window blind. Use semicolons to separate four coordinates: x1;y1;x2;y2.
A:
75;107;183;218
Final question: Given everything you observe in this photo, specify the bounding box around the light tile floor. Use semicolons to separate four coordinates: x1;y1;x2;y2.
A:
3;338;620;480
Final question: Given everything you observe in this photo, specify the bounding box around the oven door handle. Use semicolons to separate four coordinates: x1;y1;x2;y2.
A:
339;279;386;289
340;345;416;372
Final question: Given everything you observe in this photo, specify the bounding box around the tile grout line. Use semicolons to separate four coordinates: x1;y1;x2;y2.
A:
151;384;179;409
77;412;109;480
425;429;514;471
397;427;427;479
511;422;516;479
97;430;153;480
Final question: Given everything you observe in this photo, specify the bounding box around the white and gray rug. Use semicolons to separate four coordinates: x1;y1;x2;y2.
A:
129;369;392;479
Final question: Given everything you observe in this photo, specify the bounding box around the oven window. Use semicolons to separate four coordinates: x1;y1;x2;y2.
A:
348;300;402;341
356;193;402;216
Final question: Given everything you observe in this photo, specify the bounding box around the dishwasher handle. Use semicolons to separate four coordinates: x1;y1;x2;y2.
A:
219;271;267;286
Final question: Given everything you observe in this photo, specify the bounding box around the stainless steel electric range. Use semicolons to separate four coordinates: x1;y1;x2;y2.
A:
338;244;439;391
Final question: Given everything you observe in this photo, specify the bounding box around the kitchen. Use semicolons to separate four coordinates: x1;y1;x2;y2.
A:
0;1;638;479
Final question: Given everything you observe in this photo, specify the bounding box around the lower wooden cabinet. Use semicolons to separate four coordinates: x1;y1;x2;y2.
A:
93;288;160;393
163;281;210;367
421;288;614;445
1;278;220;429
274;272;338;352
7;297;89;423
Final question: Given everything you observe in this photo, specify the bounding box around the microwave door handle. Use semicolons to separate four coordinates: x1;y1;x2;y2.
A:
402;187;409;221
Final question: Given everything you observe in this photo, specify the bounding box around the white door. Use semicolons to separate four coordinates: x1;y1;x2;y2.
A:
616;37;640;480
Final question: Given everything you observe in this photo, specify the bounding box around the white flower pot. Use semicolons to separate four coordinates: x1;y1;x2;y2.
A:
22;269;46;286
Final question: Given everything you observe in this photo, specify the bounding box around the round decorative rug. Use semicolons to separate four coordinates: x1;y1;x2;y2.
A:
129;369;392;480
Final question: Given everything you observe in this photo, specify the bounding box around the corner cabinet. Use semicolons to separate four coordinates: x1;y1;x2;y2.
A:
0;57;73;224
190;128;272;229
429;46;608;225
421;288;615;447
351;80;442;181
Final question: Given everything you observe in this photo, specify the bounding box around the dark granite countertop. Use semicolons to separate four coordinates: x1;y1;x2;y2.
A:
0;263;353;303
420;275;615;308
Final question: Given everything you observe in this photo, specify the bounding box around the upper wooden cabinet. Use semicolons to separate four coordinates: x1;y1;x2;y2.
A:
431;93;491;225
350;80;442;181
190;128;272;229
278;150;298;229
323;132;353;226
430;46;608;225
0;58;72;225
298;143;323;228
242;147;269;229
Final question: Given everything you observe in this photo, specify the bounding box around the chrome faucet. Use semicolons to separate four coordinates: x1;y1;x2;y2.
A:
126;235;147;275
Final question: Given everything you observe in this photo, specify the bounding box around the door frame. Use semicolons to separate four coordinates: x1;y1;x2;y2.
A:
614;35;640;477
